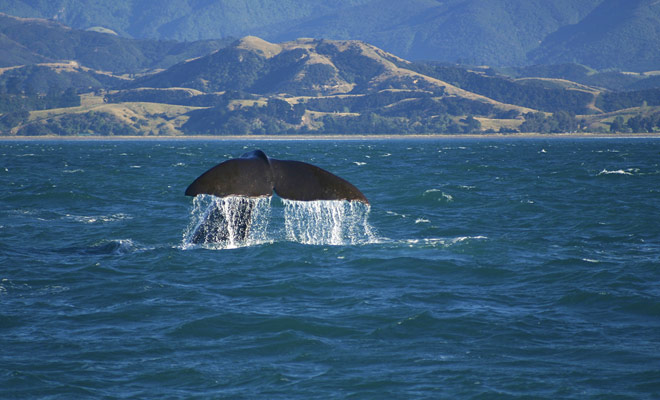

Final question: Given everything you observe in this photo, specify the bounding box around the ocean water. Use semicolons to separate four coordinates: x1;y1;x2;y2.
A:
1;138;659;399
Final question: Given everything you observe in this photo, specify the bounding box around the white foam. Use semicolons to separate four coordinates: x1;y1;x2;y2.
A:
67;213;133;224
386;210;407;218
403;236;487;248
423;189;453;202
598;169;634;176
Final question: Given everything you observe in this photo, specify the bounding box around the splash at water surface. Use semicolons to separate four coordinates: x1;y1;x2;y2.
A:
183;195;375;249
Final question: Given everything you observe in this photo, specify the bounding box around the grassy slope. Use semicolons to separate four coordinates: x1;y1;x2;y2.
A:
26;93;202;136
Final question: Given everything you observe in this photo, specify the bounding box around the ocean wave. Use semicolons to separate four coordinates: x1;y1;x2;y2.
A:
386;210;407;218
66;213;133;224
403;236;487;248
369;311;444;339
85;239;152;255
423;189;453;202
597;168;636;176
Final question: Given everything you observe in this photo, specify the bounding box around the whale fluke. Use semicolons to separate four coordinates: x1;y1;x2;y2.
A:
185;150;368;204
185;150;368;245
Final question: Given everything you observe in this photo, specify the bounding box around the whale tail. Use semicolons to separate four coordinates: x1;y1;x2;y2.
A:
185;150;368;203
185;150;368;244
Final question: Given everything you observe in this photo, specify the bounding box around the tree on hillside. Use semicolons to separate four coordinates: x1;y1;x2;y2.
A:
609;116;625;132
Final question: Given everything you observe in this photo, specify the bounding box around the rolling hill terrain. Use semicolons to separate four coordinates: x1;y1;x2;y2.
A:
3;26;660;137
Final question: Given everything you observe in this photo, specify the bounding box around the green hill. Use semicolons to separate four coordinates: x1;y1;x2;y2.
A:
530;0;660;72
0;13;232;73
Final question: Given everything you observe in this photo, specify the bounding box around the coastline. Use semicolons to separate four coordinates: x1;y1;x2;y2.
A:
2;133;660;141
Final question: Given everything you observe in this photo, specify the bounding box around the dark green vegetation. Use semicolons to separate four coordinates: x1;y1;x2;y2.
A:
529;0;660;71
0;13;232;73
2;13;660;136
2;0;660;71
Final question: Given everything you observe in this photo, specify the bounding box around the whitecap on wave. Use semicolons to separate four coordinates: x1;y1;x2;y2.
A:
597;169;636;176
423;188;453;202
403;236;488;248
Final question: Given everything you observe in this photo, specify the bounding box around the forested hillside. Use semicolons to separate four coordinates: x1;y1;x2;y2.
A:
0;13;232;73
530;0;660;71
3;0;660;71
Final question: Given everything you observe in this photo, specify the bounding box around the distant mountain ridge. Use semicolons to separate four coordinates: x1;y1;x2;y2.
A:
1;0;660;70
0;13;231;73
529;0;660;71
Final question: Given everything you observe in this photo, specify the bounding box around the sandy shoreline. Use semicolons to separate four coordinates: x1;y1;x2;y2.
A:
1;133;660;141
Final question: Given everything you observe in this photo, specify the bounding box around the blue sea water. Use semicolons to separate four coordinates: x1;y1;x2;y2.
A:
1;138;659;399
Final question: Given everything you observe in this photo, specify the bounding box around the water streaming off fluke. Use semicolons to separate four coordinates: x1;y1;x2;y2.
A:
283;199;374;245
182;195;272;249
183;195;374;248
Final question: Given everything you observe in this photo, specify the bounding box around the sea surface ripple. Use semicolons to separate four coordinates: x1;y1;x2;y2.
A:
1;138;659;399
